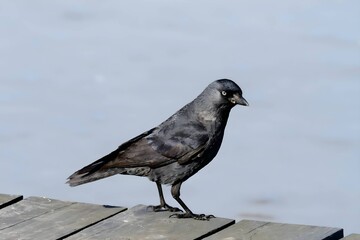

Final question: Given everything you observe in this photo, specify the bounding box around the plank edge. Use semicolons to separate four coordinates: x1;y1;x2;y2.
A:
324;228;344;240
0;195;23;209
57;207;128;240
195;219;236;240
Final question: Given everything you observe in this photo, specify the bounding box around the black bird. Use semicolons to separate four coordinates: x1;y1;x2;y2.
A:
67;79;248;220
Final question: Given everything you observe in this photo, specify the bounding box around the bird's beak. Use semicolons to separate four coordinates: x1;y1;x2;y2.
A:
231;93;249;106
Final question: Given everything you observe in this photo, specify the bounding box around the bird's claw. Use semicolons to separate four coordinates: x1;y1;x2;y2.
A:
169;212;215;220
148;204;183;213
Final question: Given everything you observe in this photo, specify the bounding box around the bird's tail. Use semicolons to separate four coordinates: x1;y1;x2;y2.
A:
66;149;122;187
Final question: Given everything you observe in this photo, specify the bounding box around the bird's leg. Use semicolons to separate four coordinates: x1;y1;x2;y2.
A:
169;182;215;220
150;181;182;212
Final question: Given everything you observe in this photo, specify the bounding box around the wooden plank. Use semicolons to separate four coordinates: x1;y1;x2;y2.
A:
0;193;23;209
0;196;73;230
67;204;235;240
0;197;126;240
204;219;344;240
342;234;360;240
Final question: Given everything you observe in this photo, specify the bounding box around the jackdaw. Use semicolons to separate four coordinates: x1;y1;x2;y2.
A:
67;79;248;220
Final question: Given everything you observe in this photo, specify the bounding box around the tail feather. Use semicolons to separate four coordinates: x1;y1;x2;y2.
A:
66;169;121;186
66;149;120;187
66;128;156;187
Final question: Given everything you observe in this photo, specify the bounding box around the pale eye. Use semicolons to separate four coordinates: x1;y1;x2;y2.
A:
221;91;227;96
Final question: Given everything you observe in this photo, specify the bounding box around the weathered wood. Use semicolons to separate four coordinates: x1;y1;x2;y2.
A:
0;196;126;240
204;219;344;240
67;204;235;240
0;196;72;230
0;193;23;209
0;193;356;239
341;234;360;240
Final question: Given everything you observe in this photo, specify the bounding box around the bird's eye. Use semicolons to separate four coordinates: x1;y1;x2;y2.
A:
221;91;227;96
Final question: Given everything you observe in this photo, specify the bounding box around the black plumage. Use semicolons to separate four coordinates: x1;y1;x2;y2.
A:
67;79;248;220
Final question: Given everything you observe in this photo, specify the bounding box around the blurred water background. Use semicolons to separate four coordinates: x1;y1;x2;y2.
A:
1;0;359;234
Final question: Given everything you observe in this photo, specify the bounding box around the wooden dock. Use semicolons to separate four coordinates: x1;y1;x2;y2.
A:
0;193;358;240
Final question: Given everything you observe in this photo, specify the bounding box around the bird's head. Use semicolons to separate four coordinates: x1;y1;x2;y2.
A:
204;79;249;108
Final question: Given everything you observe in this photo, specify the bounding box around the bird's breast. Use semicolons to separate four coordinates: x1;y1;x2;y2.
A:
198;111;217;122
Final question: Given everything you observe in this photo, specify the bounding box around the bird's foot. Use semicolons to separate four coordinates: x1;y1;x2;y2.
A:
148;204;183;213
169;212;215;220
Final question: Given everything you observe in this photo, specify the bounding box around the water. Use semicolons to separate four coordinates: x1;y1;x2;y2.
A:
1;0;359;234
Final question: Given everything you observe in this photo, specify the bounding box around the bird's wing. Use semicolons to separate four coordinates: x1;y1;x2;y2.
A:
103;120;209;170
147;121;210;165
103;134;177;169
71;128;176;177
67;127;180;186
69;120;209;184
